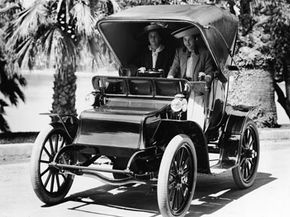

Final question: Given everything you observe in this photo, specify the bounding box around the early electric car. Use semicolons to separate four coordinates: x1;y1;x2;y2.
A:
30;4;260;217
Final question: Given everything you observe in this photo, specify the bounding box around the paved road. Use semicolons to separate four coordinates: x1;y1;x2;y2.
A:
0;140;289;217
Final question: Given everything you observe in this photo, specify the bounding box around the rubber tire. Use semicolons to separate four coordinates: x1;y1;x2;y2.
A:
157;134;197;217
232;119;260;189
30;125;74;204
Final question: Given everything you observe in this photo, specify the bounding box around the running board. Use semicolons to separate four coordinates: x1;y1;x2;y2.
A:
210;160;237;175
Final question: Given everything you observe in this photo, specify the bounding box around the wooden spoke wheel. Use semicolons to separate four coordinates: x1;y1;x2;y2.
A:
157;134;197;217
30;125;74;204
232;119;260;189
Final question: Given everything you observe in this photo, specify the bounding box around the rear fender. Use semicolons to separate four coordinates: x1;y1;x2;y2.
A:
40;113;79;140
218;113;248;168
153;120;210;174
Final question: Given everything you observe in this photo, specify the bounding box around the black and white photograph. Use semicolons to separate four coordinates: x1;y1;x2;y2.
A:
1;0;290;216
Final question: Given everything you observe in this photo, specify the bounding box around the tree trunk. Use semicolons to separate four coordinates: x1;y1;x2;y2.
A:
51;66;77;116
228;69;278;127
285;58;290;114
274;82;290;119
52;46;77;116
240;0;252;15
240;0;254;35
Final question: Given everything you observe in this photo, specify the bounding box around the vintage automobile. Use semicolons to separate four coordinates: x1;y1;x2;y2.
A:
30;4;260;217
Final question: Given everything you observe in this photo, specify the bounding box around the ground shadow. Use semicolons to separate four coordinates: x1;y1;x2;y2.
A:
59;171;276;217
187;171;276;216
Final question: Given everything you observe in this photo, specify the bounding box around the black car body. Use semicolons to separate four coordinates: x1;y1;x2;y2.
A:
30;5;260;217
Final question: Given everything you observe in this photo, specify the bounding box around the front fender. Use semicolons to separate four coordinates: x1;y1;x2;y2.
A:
151;120;210;174
39;113;79;140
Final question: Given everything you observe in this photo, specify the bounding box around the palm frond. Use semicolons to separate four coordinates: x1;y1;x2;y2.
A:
0;99;9;110
40;26;74;68
71;0;95;37
0;85;18;106
15;37;35;67
0;62;26;105
13;0;47;38
0;75;25;105
6;0;51;44
0;3;21;14
87;36;99;57
14;73;27;86
11;74;26;102
110;0;121;13
0;114;10;132
42;27;56;64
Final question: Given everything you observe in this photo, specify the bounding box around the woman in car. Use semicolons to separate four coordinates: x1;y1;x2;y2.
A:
167;26;215;128
134;23;175;77
167;26;214;82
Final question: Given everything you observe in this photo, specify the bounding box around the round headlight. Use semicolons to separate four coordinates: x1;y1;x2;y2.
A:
85;92;96;106
181;98;187;112
170;94;187;112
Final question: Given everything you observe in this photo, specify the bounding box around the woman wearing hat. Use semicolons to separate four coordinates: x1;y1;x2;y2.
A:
167;26;215;128
167;26;214;82
134;23;174;77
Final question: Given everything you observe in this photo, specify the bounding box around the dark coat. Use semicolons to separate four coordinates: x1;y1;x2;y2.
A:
168;47;214;80
134;46;174;77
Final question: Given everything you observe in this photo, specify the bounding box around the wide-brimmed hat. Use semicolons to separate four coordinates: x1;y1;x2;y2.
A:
137;22;168;39
172;26;200;38
142;22;168;35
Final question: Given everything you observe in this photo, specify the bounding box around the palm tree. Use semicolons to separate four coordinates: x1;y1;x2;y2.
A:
5;0;104;117
228;0;281;128
266;0;290;119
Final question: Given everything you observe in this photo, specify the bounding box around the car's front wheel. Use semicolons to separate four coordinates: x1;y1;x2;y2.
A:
157;134;197;217
30;125;74;204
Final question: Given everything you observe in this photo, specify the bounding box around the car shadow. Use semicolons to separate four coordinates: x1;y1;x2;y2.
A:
60;171;276;217
187;171;276;216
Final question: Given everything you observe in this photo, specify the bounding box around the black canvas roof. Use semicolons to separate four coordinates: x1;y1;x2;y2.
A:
97;5;238;72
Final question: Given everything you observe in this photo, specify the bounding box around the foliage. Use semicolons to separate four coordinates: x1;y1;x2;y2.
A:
116;0;209;8
0;0;26;132
0;48;26;132
235;0;290;82
6;0;95;70
5;0;103;116
264;1;290;82
234;1;264;69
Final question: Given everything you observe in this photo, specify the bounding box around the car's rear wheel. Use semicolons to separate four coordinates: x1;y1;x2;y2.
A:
157;134;197;217
232;119;260;189
30;125;74;204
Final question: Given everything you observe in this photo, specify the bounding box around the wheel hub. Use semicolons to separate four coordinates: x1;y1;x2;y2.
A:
244;149;257;159
174;169;188;189
49;164;60;174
